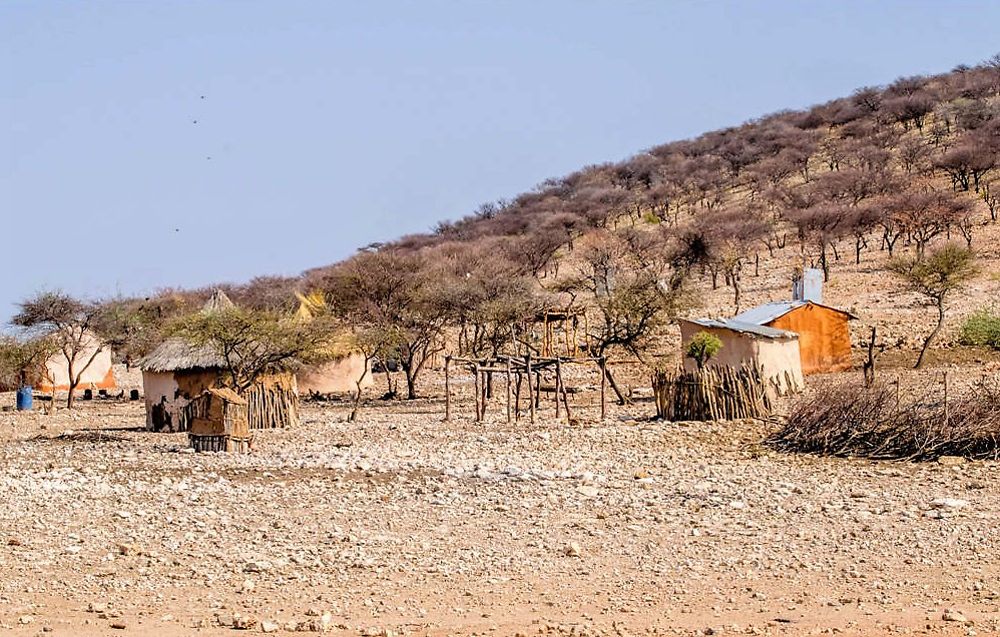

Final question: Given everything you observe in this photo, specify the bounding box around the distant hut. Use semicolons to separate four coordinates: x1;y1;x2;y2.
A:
36;329;117;395
679;318;804;395
732;269;855;375
293;291;372;395
139;291;300;432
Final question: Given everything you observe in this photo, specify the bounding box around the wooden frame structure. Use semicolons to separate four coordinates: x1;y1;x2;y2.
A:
444;354;607;424
532;309;589;358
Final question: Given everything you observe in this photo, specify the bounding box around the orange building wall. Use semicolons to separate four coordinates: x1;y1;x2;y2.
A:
37;365;118;393
768;304;852;374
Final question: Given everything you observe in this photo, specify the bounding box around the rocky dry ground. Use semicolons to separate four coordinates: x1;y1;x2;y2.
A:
1;371;998;637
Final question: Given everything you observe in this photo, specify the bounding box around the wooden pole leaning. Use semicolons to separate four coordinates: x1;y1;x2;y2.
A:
473;363;481;422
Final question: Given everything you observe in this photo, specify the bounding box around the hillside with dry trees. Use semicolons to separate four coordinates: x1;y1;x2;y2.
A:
77;55;1000;394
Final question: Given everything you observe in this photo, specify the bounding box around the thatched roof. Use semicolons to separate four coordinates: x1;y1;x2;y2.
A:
141;290;235;373
202;289;235;314
294;290;325;321
140;337;224;373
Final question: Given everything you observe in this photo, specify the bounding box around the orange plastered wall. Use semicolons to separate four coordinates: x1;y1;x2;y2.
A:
768;304;852;374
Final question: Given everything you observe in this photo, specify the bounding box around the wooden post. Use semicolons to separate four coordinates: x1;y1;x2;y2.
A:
943;370;949;426
560;361;573;424
481;369;489;418
535;371;542;409
505;357;512;423
526;354;535;424
514;371;522;421
555;359;562;419
473;363;481;422
543;314;550;358
444;356;451;422
599;356;607;422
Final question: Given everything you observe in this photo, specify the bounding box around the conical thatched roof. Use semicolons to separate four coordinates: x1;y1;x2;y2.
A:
140;290;235;373
202;289;235;314
139;337;223;373
294;290;326;321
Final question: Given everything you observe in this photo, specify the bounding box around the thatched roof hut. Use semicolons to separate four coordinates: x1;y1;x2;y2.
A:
140;290;299;433
140;337;225;374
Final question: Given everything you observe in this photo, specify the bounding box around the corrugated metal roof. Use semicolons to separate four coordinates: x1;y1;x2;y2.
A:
733;300;858;325
732;301;806;325
682;318;798;340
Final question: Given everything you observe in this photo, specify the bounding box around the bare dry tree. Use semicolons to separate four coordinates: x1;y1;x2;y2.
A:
12;292;108;408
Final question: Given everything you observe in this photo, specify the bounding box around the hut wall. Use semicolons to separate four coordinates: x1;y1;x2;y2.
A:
679;321;803;394
38;332;117;393
297;353;372;395
142;369;219;432
244;373;300;429
680;322;759;371
754;338;804;394
768;304;852;374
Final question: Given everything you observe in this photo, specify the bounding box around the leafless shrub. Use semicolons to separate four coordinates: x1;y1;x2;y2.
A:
767;377;1000;460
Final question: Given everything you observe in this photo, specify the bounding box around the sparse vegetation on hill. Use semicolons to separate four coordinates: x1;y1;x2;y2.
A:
20;55;1000;376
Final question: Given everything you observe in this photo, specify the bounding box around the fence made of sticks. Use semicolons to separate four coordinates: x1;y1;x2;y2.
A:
651;364;772;422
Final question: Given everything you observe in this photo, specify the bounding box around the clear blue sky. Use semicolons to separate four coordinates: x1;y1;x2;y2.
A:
2;1;998;322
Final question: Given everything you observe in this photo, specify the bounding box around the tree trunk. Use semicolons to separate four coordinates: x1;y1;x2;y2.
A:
348;381;363;422
405;372;418;400
65;357;76;409
604;364;627;405
382;368;397;398
914;300;945;369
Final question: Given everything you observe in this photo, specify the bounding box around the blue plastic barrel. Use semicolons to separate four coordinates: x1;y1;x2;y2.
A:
15;386;33;411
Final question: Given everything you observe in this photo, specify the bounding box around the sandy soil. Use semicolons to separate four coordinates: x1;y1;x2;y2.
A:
1;368;998;637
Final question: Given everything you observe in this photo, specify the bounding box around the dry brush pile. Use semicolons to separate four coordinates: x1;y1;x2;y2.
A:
767;376;1000;460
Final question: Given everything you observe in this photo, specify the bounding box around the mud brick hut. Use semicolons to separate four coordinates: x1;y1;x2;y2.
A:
140;337;299;432
731;269;855;375
679;318;804;395
292;291;372;395
36;329;117;394
186;387;252;453
139;291;299;432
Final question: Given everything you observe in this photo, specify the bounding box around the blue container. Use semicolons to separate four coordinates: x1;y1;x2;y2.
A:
15;386;33;411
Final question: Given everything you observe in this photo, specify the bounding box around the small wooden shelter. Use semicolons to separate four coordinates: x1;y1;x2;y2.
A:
186;387;252;453
679;318;803;395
